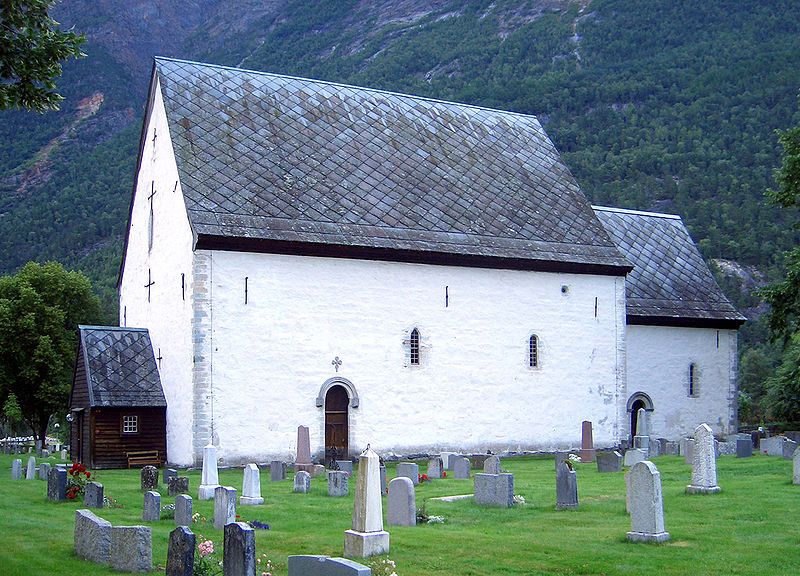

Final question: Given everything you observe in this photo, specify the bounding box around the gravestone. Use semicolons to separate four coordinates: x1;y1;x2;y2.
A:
344;446;390;558
623;449;646;467
141;466;159;491
387;477;416;526
35;440;42;457
198;443;221;500
328;470;349;497
74;509;112;564
110;526;152;572
633;435;650;457
682;438;694;464
474;473;514;508
483;455;501;475
427;457;443;479
295;425;314;473
288;555;371;576
11;458;22;480
167;526;195;576
270;460;287;482
379;465;387;496
555;462;578;510
163;468;178;485
625;469;631;514
84;481;104;508
440;452;457;470
554;452;569;470
596;451;623;473
42;449;50;459
38;462;51;481
60;449;67;461
686;423;721;494
636;408;648;436
396;462;419;485
169;476;190;496
580;420;596;462
312;464;326;477
294;470;311;493
26;456;36;480
175;494;193;527
143;491;161;522
794;447;800;485
470;454;491;469
453;456;471;479
665;441;681;455
214;486;237;529
223;522;255;576
626;461;670;543
736;438;753;458
649;439;661;457
240;463;264;505
48;467;67;501
336;460;354;475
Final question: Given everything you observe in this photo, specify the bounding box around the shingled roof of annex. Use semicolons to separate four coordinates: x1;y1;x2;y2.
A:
148;57;631;275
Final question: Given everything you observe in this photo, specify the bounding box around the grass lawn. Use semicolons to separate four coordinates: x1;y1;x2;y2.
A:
0;453;798;575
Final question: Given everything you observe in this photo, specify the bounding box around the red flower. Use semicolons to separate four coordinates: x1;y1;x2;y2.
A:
86;472;91;478
442;471;447;478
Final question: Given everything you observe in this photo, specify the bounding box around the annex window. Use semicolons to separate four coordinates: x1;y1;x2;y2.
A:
410;328;420;365
688;363;698;397
529;335;539;368
122;415;139;434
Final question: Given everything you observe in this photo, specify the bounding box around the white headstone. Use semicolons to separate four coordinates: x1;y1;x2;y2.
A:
240;464;264;505
344;446;389;558
686;423;721;494
25;456;36;480
793;447;800;485
626;461;669;543
198;443;221;500
635;408;648;436
623;449;646;467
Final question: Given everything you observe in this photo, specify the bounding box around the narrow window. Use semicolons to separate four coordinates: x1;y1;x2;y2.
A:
529;335;539;368
410;328;420;365
689;363;697;397
122;415;138;434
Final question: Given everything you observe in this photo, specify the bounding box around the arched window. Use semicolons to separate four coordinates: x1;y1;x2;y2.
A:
529;335;539;368
410;328;420;365
688;363;698;397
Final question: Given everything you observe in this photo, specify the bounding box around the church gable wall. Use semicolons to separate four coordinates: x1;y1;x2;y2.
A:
195;249;626;465
119;78;196;466
626;325;737;440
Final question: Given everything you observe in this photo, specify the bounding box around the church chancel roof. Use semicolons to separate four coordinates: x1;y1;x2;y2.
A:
150;57;630;274
594;206;746;328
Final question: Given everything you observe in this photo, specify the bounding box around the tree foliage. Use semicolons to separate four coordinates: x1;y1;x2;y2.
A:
0;261;99;442
0;0;85;112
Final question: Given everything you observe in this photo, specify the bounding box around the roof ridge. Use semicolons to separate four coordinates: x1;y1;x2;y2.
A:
153;56;543;123
592;205;681;220
79;325;149;333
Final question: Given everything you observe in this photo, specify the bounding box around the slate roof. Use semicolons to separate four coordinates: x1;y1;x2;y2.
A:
78;326;166;407
149;57;630;274
593;207;746;327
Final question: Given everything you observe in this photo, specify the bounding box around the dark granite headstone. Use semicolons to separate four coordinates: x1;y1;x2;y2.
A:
270;461;287;482
327;470;348;497
143;491;161;522
47;467;67;501
167;526;195;576
141;466;159;490
38;462;51;481
379;465;387;496
470;454;491;469
169;476;190;496
335;460;353;475
556;462;578;510
175;494;193;527
163;468;178;484
596;451;623;473
223;522;255;576
84;481;104;508
736;438;753;458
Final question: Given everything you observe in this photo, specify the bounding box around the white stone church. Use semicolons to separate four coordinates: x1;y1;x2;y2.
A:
115;57;744;467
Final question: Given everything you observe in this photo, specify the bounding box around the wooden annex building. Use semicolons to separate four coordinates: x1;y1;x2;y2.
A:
69;326;167;469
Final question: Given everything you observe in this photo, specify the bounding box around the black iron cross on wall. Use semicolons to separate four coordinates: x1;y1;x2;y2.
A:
145;269;155;302
156;348;163;369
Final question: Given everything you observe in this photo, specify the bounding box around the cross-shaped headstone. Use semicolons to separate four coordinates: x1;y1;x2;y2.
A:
145;269;155;302
332;356;342;372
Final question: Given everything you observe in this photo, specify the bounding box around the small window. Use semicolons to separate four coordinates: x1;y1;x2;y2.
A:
529;335;539;368
410;328;420;365
122;415;138;434
688;363;698;397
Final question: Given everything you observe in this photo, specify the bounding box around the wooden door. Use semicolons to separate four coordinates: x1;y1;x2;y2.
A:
325;385;349;461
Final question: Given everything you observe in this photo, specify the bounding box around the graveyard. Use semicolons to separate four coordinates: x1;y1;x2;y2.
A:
1;451;799;575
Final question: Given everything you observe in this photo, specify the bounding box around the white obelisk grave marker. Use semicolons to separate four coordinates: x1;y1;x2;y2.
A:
198;442;221;500
344;445;390;558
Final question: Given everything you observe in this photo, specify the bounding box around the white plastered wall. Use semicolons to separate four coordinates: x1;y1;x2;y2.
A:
118;78;196;466
626;325;737;440
192;249;627;465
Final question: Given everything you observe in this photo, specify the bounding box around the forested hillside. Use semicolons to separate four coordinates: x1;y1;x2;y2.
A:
2;1;799;361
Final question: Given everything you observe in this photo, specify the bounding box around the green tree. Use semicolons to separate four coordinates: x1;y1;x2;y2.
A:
0;0;85;112
760;107;800;420
0;261;99;444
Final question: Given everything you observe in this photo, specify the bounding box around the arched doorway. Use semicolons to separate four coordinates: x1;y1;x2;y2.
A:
325;385;349;461
627;392;654;443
